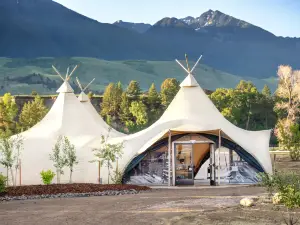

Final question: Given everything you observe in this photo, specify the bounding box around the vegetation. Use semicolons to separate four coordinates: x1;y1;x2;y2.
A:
0;93;18;136
19;95;49;132
259;172;300;224
92;129;124;184
49;136;77;184
40;170;56;185
0;134;23;186
63;137;78;183
0;173;7;193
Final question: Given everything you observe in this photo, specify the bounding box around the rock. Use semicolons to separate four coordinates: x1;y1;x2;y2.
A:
272;193;281;205
240;198;254;207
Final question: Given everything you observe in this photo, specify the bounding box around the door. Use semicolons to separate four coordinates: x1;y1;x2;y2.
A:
174;143;194;185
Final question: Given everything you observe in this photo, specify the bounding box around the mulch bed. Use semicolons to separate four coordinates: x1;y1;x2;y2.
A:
4;183;150;197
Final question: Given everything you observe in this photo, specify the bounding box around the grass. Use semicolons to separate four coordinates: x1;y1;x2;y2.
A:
0;57;278;95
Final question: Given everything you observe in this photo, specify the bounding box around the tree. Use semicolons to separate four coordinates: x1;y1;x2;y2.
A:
0;134;23;186
0;93;18;135
62;137;78;183
126;80;141;99
19;95;49;131
92;129;124;184
160;78;180;108
274;65;300;155
119;92;133;127
262;85;271;97
275;65;300;123
276;121;300;160
129;101;148;127
49;136;67;184
147;83;162;123
100;82;122;123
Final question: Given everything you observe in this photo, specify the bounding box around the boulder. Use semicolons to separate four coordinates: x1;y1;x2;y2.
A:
240;197;254;207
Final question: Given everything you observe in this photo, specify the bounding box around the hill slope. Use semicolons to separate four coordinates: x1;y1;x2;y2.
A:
0;57;277;95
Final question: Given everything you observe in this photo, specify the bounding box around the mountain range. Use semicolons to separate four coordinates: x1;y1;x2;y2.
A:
1;0;300;80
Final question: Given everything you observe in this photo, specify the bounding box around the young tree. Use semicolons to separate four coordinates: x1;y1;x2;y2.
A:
160;78;180;108
19;95;49;131
50;136;67;184
129;101;148;127
62;137;78;183
0;134;23;186
92;129;124;184
126;80;141;99
0;93;18;135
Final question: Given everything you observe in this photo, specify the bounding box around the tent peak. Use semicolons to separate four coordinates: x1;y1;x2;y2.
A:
56;81;74;93
78;91;89;102
180;74;199;87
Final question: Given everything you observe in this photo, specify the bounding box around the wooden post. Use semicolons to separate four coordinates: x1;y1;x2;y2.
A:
19;159;21;186
98;161;101;184
218;129;221;185
168;130;171;186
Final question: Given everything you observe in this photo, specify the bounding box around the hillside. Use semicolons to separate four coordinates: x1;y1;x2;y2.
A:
0;0;299;79
0;57;277;95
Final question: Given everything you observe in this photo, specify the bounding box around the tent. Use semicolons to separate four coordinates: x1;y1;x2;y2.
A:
5;67;110;185
87;56;272;185
76;77;125;138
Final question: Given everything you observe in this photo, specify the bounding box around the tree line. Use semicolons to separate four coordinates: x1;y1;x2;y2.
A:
0;69;299;152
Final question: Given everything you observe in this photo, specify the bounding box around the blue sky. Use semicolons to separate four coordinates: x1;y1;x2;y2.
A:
54;0;300;37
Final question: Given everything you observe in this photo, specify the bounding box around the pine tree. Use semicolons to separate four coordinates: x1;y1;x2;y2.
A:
19;95;49;131
147;83;162;123
119;92;132;126
126;80;141;99
160;78;180;108
0;93;18;136
262;85;271;97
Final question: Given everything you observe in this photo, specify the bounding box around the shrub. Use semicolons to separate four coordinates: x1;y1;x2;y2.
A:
258;173;276;197
111;168;123;184
0;173;7;193
40;170;56;185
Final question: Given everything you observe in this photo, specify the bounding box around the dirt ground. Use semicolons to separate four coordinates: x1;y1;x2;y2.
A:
1;153;299;225
272;153;300;173
1;185;298;225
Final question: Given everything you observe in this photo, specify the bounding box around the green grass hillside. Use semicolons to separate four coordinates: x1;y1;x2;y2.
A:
0;57;277;95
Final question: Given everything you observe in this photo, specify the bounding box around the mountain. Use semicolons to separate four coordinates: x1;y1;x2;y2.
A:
0;0;300;80
113;20;151;33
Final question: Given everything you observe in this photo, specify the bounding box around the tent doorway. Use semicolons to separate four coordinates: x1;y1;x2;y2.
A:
172;140;216;186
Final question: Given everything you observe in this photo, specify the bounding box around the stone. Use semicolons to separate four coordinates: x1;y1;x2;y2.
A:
272;193;281;205
240;198;254;207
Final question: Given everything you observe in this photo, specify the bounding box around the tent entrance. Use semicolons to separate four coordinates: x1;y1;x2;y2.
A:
172;141;215;186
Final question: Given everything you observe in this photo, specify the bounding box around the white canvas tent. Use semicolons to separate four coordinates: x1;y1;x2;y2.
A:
87;55;272;185
5;66;110;185
76;77;125;138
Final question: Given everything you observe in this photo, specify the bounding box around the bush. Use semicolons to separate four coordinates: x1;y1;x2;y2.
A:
111;168;123;184
0;173;7;193
260;172;300;209
40;170;56;185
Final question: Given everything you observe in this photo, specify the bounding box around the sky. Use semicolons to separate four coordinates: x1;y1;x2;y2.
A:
54;0;300;37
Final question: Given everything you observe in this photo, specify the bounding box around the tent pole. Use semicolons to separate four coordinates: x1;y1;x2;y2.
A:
19;159;21;186
218;129;221;185
168;130;171;186
98;160;101;184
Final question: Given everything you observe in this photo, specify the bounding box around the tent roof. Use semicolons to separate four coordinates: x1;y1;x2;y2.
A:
78;92;89;102
56;81;74;93
88;73;272;174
